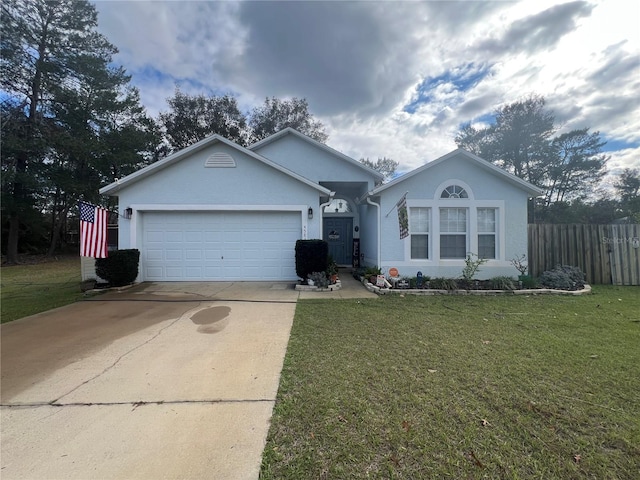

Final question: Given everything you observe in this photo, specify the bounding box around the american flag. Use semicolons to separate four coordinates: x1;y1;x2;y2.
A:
397;193;409;239
79;201;108;258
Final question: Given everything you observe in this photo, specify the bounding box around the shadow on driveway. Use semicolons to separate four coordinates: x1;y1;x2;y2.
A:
1;299;192;401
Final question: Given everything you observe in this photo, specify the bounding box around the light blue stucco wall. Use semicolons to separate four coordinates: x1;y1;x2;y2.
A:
373;153;533;279
252;134;378;188
359;202;379;267
109;142;323;249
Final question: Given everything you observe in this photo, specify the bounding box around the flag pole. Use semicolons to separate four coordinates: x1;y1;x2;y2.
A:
385;191;409;217
79;199;127;218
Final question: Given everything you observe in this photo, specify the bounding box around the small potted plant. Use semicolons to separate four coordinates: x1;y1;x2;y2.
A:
511;254;535;288
364;266;382;285
327;260;338;284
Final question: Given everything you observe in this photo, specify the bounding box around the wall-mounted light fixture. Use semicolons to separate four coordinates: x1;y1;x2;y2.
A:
308;207;313;219
124;207;133;219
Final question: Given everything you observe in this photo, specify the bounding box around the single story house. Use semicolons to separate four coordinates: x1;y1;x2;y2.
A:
91;128;543;282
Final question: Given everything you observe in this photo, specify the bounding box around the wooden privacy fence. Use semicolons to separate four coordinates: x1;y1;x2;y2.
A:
528;224;640;285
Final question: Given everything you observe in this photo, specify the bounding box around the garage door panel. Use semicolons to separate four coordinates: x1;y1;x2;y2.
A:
204;249;222;260
147;249;163;261
146;231;163;243
165;231;183;243
165;249;182;261
204;231;221;241
185;231;202;242
225;232;243;242
204;266;221;277
262;248;282;259
185;266;202;277
142;211;301;281
186;249;202;260
146;266;163;277
223;248;242;260
165;266;183;278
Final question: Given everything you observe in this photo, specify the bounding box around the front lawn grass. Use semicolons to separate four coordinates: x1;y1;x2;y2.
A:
1;257;83;323
261;286;640;479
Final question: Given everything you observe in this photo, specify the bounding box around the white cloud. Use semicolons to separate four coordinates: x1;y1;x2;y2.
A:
93;0;640;185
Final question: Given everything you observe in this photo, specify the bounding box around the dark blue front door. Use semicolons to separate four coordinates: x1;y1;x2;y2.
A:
324;218;353;265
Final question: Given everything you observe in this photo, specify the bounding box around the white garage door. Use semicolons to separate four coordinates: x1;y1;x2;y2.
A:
142;211;301;281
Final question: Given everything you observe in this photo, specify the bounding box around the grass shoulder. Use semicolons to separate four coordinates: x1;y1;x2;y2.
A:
1;256;83;323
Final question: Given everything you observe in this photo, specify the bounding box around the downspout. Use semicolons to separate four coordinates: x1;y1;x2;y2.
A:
319;192;335;240
366;195;381;268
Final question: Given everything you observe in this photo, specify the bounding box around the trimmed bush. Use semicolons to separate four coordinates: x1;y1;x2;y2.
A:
518;275;538;289
95;249;140;287
539;265;585;290
295;240;329;280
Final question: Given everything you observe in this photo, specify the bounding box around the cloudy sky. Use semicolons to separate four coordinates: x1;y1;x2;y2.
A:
93;0;639;186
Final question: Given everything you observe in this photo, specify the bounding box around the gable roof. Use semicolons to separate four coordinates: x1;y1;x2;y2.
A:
368;148;544;197
249;127;384;181
99;134;332;196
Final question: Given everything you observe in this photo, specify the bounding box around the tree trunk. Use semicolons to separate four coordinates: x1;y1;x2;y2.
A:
47;218;62;257
6;214;21;264
5;151;28;264
47;203;70;257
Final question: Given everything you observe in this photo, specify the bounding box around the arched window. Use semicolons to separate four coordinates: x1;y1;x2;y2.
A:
440;185;468;198
323;198;352;213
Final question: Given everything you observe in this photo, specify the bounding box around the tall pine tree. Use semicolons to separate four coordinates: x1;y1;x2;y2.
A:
1;0;157;260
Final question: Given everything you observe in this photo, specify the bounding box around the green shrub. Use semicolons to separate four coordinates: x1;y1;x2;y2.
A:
408;275;431;288
327;256;338;275
461;253;487;281
95;249;140;287
295;240;329;280
490;276;516;290
364;266;382;283
518;275;538;289
539;265;586;290
307;271;329;288
364;266;382;277
352;267;366;280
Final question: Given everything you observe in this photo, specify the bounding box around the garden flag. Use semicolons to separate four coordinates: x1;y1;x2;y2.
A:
79;201;108;258
397;193;409;239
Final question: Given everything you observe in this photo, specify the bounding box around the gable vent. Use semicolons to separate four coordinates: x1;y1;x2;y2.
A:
205;152;236;168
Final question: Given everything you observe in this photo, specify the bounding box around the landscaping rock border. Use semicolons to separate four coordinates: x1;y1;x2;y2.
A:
295;280;342;292
361;277;592;296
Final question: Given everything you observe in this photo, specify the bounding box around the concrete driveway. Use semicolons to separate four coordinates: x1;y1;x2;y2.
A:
1;282;299;480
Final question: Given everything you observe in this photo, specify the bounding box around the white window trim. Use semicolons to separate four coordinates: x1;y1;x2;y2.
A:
403;199;506;266
477;207;498;260
439;206;469;259
434;179;475;200
409;207;430;260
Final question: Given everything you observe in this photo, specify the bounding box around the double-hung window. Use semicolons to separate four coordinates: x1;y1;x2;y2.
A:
477;208;496;259
410;207;430;259
440;207;467;258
